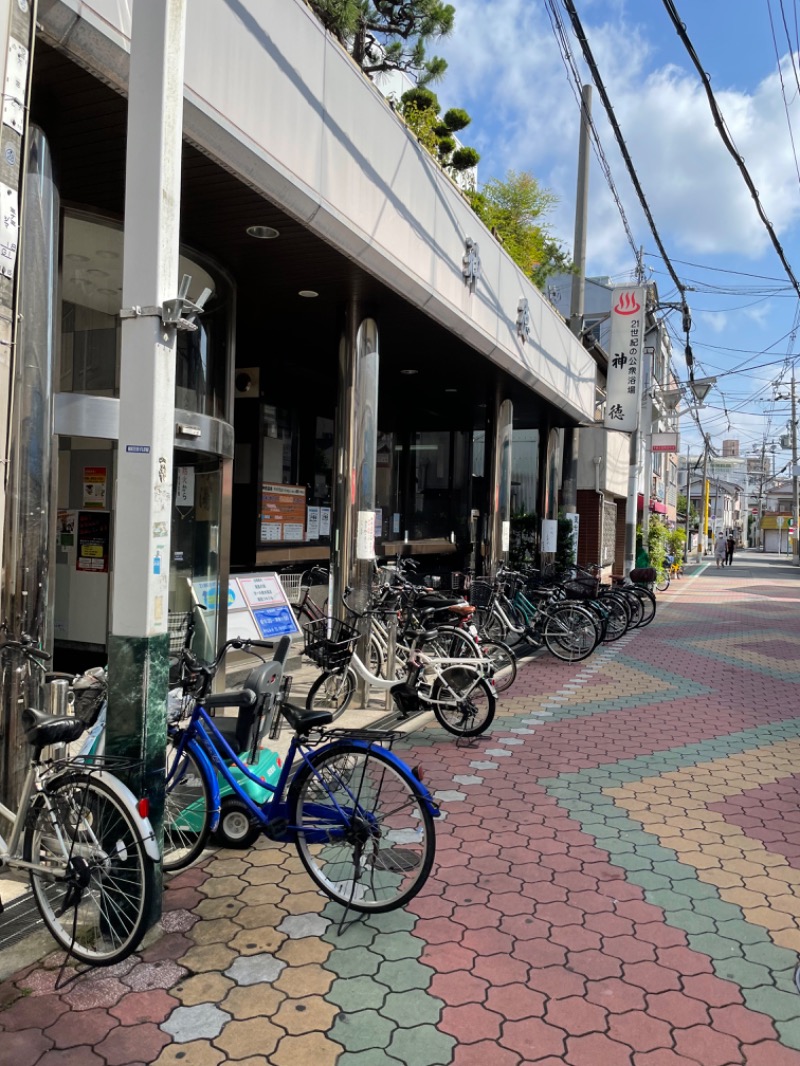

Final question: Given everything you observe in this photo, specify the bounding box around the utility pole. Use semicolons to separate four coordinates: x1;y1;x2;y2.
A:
683;444;691;558
640;334;656;547
701;443;710;557
563;84;592;519
792;365;799;563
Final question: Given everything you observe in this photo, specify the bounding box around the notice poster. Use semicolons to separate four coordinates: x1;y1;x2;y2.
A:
356;510;376;560
83;466;107;509
541;518;558;554
57;509;77;548
306;506;320;540
77;511;110;572
319;507;331;537
259;483;306;542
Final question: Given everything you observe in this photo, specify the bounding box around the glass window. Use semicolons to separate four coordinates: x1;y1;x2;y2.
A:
60;212;229;415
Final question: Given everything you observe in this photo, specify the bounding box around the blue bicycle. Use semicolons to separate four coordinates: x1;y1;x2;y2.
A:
164;635;439;913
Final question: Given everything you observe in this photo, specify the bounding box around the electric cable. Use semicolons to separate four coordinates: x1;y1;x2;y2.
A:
660;0;800;300
559;0;694;374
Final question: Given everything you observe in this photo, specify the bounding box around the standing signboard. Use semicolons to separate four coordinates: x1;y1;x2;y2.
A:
604;286;647;433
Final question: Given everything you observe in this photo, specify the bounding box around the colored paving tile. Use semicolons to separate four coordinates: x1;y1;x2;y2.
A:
6;560;800;1063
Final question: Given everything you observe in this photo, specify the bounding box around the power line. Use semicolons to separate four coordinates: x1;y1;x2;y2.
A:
660;0;800;301
543;0;639;262
558;0;694;375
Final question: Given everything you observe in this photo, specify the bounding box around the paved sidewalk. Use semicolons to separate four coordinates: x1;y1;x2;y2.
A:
3;550;800;1064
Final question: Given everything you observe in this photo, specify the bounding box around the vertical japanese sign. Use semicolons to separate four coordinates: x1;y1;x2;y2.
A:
604;286;647;432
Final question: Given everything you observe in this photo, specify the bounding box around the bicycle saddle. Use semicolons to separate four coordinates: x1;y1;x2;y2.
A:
415;594;467;611
21;707;85;748
281;703;333;733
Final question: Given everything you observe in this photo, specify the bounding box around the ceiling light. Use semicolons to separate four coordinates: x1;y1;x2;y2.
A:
65;253;89;263
95;249;119;259
400;369;418;376
298;290;318;298
445;387;458;393
246;225;280;239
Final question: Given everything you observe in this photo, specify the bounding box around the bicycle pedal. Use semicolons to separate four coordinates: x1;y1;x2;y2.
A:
265;817;288;840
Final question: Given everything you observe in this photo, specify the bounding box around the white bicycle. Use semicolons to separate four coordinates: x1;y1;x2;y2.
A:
0;633;160;966
303;607;497;738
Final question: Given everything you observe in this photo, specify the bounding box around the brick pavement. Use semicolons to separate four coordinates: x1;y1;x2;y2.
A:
3;550;800;1064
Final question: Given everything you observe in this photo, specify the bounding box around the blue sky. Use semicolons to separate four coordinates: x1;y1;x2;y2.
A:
433;0;800;465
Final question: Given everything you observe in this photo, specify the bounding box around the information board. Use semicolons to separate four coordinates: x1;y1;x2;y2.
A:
259;483;306;542
234;572;300;640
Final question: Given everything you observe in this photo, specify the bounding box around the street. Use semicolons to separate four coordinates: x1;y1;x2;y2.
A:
2;552;800;1065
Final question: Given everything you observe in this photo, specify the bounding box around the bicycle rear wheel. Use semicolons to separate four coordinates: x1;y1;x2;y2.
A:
654;570;671;592
543;603;599;662
305;668;356;719
478;639;517;692
163;740;212;871
429;672;496;737
289;743;435;912
630;585;657;627
24;772;154;965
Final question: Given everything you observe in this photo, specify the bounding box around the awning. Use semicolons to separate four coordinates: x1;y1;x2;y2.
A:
637;493;667;515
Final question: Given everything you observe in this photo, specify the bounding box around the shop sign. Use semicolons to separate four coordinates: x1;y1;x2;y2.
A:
652;432;678;453
604;285;647;433
259;483;306;542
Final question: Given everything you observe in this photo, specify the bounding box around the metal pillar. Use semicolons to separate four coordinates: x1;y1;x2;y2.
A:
0;129;58;805
486;395;513;577
106;1;187;916
624;428;640;574
330;308;379;701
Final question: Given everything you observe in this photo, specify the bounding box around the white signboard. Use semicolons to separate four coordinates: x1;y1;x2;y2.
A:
542;518;558;553
501;520;511;552
319;507;331;537
652;432;679;453
175;466;195;507
239;573;287;608
306;506;320;540
604;285;647;433
356;510;376;559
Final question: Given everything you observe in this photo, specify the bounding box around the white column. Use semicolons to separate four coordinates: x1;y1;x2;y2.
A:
106;1;187;902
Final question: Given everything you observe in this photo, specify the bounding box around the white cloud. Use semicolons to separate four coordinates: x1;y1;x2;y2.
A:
437;1;800;269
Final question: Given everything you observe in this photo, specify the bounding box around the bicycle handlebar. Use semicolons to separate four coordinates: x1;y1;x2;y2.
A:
0;633;51;663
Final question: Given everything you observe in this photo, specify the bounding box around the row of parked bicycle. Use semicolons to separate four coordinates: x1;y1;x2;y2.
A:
0;558;660;969
292;559;659;733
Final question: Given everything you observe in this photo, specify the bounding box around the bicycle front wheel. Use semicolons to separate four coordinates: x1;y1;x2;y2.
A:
430;671;496;737
24;772;155;965
288;743;435;912
305;668;356;719
163;740;212;871
478;639;517;692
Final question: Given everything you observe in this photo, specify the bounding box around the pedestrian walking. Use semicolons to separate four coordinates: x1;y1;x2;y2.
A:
714;533;726;568
725;534;735;566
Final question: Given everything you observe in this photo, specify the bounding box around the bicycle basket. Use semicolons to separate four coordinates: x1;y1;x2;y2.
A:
468;579;493;608
168;611;192;655
303;617;360;669
279;573;303;604
562;576;598;601
71;668;107;726
630;566;657;584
